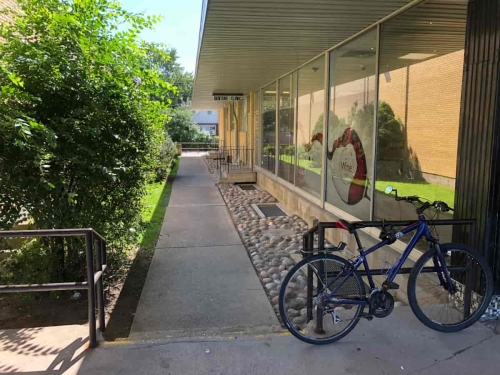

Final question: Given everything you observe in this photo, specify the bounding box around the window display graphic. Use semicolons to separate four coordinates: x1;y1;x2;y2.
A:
311;128;368;204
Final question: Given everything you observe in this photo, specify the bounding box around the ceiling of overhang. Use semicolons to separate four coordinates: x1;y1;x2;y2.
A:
192;0;414;109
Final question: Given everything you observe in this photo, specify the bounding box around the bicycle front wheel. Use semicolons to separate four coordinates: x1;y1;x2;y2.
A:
279;254;366;345
408;243;493;332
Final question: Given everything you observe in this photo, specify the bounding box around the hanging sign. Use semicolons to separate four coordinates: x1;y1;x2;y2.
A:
213;94;244;101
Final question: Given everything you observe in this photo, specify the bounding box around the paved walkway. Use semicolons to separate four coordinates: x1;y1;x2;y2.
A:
80;307;499;375
129;154;278;339
3;154;499;374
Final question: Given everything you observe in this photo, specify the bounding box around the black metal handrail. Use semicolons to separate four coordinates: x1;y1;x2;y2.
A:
0;228;107;348
214;146;254;176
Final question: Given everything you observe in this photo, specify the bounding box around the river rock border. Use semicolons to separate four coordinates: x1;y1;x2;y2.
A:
218;183;314;317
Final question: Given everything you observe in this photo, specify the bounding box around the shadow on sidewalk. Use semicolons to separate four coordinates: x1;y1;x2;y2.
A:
0;328;88;374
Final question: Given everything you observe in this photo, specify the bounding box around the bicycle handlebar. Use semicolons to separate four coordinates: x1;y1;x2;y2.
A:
393;195;454;214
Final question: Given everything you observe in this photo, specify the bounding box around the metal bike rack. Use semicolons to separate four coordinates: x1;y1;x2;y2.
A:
302;219;477;325
0;228;107;348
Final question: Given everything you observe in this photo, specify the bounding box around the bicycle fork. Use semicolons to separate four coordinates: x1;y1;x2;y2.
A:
432;245;457;294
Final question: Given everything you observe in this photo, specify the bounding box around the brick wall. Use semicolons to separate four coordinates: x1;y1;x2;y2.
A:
379;50;464;179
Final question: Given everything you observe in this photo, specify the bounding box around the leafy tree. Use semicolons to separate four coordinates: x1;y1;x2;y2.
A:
0;0;175;281
145;43;193;107
166;107;211;143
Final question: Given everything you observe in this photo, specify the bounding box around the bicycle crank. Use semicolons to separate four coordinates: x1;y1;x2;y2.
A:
368;291;394;318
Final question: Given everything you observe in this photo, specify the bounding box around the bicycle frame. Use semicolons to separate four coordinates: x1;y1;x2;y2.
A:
323;215;451;305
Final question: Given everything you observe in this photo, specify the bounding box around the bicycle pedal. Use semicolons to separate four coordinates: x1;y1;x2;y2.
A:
361;314;373;321
383;281;400;290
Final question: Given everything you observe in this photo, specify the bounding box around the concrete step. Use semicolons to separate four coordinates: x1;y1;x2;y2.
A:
220;169;257;183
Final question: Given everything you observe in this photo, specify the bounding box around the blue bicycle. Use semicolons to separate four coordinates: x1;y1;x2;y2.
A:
279;187;493;344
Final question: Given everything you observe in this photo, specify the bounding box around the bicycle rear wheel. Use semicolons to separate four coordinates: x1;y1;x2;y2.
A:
408;243;493;332
278;254;366;345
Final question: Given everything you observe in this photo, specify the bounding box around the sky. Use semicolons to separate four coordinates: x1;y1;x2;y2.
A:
119;0;202;73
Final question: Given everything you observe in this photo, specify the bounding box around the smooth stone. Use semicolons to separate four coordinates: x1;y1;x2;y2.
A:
262;278;273;283
287;309;300;318
265;283;275;290
292;316;306;324
259;271;268;278
272;296;279;304
270;290;279;296
279;265;286;272
268;267;279;275
271;260;280;267
282;258;293;266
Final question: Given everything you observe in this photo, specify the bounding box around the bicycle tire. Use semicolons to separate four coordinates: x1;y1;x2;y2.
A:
407;243;493;332
279;253;365;345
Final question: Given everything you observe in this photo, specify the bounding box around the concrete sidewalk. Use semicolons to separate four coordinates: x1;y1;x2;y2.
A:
79;307;499;375
129;154;278;339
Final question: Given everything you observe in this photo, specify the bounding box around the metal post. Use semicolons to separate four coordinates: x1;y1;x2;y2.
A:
306;231;314;322
95;239;105;332
102;240;107;266
318;225;325;251
85;231;97;348
463;264;473;319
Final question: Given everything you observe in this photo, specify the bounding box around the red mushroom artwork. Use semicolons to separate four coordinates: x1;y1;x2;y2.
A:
311;128;368;205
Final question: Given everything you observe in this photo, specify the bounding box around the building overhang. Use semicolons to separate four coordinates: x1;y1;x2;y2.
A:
192;0;420;110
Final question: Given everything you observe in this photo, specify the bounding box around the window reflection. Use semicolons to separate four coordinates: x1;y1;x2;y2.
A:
296;57;325;196
326;29;377;219
278;73;296;184
261;83;276;173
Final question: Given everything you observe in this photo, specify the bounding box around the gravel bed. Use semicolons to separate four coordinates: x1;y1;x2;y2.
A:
218;183;311;316
218;183;407;321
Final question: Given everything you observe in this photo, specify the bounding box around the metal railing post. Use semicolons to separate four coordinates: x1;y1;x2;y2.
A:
95;239;105;332
85;231;97;348
306;231;314;322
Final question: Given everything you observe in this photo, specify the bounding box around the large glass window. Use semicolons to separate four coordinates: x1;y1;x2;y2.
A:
326;29;377;219
261;82;277;173
224;106;229;147
296;57;325;196
254;91;261;166
374;1;466;236
278;73;297;184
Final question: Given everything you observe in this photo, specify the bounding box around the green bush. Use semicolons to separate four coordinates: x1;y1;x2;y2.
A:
263;144;275;156
153;135;177;181
0;0;176;281
0;240;52;285
166;107;211;143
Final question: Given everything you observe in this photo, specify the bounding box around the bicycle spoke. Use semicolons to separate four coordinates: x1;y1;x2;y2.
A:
280;256;365;344
411;247;491;328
